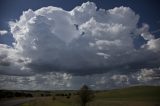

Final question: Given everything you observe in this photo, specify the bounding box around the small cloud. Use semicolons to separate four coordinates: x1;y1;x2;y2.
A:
96;52;110;59
0;30;8;35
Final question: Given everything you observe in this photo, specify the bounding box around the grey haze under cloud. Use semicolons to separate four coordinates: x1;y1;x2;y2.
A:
0;2;160;89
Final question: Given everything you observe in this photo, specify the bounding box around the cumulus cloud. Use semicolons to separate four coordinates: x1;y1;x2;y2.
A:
0;30;8;35
1;68;159;90
0;2;160;89
111;75;129;85
137;68;160;82
0;72;72;90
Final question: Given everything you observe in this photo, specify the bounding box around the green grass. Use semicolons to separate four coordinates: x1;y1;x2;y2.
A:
96;86;160;101
21;86;160;106
21;96;77;106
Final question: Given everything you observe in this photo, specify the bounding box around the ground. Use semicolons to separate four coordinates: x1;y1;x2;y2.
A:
20;86;160;106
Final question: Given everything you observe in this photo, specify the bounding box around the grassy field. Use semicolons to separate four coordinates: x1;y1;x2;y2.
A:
21;86;160;106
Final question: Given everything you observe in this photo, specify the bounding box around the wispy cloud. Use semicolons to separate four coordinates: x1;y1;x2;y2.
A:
151;29;160;34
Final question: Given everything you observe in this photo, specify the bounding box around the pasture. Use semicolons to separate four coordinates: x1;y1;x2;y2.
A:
20;86;160;106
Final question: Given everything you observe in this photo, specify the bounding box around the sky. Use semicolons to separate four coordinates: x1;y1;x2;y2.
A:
0;0;160;90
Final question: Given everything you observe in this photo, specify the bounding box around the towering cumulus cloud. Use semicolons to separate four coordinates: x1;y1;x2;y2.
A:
0;2;160;89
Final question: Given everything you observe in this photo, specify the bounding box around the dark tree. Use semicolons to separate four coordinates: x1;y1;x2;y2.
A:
52;96;56;101
41;94;44;97
77;85;94;106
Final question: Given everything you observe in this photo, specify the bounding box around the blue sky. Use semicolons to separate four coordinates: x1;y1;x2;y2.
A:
0;0;160;90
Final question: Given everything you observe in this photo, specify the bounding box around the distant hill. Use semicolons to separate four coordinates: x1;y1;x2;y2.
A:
96;86;160;101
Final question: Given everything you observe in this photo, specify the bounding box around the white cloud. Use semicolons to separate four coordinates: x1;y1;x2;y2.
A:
139;23;154;40
0;30;8;35
137;68;155;81
96;52;110;59
145;38;160;52
129;68;160;86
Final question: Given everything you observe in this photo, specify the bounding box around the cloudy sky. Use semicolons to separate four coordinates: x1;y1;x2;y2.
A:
0;0;160;90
